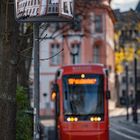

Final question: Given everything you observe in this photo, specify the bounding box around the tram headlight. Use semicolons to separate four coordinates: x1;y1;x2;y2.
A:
67;117;71;122
94;117;98;121
90;117;101;122
90;117;94;122
74;117;78;121
97;117;101;121
67;117;78;122
70;117;74;122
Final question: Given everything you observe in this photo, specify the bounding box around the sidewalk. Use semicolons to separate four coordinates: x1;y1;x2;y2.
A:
109;106;140;126
109;107;131;117
109;100;140;117
40;119;55;128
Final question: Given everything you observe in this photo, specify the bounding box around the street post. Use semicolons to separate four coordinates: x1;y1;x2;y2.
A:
33;23;40;140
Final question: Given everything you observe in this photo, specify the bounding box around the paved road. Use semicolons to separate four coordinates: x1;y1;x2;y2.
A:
110;115;140;140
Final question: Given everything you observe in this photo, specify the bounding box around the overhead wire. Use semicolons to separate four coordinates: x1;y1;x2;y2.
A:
40;48;64;61
19;47;64;61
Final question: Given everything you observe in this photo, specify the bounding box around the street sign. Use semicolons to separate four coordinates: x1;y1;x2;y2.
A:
15;0;74;22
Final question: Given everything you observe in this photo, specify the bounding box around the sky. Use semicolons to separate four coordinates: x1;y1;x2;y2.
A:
111;0;139;11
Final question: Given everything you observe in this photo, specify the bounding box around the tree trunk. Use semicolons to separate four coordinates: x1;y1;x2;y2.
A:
17;24;33;89
0;0;17;139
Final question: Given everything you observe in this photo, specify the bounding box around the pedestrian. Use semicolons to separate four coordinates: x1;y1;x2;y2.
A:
132;103;138;124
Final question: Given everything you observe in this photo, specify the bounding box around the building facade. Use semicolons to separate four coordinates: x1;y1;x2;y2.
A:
114;8;140;106
30;0;115;116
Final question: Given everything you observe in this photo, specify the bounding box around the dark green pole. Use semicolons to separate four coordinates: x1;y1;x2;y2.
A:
33;23;40;140
125;64;129;121
133;52;138;124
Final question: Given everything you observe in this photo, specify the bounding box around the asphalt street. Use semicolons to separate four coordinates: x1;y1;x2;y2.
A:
110;115;140;140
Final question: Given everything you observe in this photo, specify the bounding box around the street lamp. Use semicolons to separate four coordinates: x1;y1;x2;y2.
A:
132;41;138;124
63;33;84;64
70;44;80;64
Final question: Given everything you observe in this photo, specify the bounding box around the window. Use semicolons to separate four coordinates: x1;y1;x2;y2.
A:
26;9;29;15
63;2;68;13
34;0;36;5
122;90;126;97
129;77;133;84
37;0;40;5
137;77;140;83
93;45;100;63
29;9;32;14
32;8;35;14
28;1;30;6
31;0;33;5
61;0;73;17
70;43;80;64
122;77;126;83
50;44;61;65
49;0;51;4
63;74;104;115
89;13;94;34
70;2;73;14
95;14;103;33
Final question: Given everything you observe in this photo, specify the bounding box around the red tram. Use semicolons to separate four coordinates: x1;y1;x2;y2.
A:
51;64;110;140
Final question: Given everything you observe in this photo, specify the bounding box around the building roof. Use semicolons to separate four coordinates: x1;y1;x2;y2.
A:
114;9;140;25
136;0;140;12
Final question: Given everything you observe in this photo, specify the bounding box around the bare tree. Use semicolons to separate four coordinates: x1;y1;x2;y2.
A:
17;23;33;89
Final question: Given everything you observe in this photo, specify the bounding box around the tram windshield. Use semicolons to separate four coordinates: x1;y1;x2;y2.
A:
63;74;104;115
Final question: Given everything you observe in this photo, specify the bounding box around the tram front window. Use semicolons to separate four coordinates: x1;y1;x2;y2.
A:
63;74;104;116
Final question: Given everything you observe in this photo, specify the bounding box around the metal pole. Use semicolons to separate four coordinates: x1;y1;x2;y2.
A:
115;73;120;107
73;54;75;64
125;64;129;121
70;52;78;64
71;53;76;64
33;23;40;140
133;53;138;123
